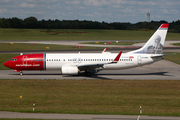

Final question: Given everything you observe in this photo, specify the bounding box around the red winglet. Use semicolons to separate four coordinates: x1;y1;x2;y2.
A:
160;23;169;28
102;48;107;52
114;51;122;62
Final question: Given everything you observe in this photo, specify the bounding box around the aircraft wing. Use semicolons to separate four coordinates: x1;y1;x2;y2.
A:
78;51;122;70
78;63;104;70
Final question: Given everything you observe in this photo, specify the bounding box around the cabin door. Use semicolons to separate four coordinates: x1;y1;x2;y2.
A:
137;55;142;65
23;56;28;67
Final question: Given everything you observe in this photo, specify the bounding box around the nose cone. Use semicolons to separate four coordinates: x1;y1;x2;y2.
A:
4;61;11;68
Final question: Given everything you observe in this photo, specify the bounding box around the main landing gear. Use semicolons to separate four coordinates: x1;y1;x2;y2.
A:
85;70;91;77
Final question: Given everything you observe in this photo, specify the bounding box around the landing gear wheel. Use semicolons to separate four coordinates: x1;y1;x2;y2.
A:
20;72;23;76
85;71;91;77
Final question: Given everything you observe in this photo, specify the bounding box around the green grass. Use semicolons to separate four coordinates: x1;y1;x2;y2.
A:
0;29;180;40
0;80;180;116
172;43;180;46
164;52;180;65
0;54;19;70
0;43;103;51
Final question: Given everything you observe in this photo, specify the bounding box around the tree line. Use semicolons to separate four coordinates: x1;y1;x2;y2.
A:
0;16;180;33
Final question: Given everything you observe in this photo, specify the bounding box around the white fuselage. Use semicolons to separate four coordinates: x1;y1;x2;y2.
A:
45;52;160;70
3;23;168;76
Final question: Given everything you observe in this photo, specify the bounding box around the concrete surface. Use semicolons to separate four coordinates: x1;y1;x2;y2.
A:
0;60;180;80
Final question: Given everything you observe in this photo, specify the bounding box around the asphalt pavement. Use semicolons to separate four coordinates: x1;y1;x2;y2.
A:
1;111;180;120
0;60;180;80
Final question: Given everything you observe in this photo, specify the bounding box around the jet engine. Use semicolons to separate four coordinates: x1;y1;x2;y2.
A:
61;65;78;75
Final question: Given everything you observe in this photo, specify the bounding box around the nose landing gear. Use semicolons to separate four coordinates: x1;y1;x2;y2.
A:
14;70;23;76
20;72;23;76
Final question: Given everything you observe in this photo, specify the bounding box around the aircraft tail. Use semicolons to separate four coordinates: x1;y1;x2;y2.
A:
128;23;169;54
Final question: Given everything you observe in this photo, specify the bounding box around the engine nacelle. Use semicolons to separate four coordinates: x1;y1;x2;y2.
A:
61;65;78;75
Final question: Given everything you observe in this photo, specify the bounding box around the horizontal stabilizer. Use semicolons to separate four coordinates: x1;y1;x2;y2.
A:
151;54;164;58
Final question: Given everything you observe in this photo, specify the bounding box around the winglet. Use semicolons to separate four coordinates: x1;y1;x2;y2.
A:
110;51;122;64
102;48;107;53
114;51;122;62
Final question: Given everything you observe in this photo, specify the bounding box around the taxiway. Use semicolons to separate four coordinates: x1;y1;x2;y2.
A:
1;111;180;120
0;60;180;80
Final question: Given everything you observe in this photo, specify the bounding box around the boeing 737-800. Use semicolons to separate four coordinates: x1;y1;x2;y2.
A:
4;23;169;76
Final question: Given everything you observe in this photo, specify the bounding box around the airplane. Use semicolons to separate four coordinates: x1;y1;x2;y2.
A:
4;23;169;76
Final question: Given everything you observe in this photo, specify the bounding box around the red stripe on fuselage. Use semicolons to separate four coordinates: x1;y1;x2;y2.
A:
7;54;45;71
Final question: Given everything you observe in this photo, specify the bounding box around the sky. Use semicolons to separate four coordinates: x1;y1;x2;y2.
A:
0;0;179;23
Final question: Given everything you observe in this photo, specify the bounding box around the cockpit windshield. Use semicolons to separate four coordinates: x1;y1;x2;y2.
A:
11;58;17;61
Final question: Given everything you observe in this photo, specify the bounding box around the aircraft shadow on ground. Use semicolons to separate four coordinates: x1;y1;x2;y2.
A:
10;72;171;80
96;72;170;76
10;71;170;76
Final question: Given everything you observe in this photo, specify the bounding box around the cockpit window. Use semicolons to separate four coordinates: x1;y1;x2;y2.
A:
11;58;17;61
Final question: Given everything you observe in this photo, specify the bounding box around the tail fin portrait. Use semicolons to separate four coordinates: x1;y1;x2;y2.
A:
128;23;169;54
